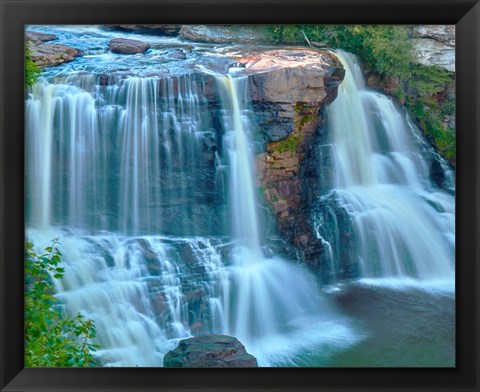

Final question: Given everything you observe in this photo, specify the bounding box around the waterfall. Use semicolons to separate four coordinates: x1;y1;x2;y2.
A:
26;75;216;235
26;71;359;367
211;73;359;363
315;51;455;283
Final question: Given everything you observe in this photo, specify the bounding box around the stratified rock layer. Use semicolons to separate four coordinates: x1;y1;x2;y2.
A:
411;25;455;72
163;335;258;367
245;49;344;264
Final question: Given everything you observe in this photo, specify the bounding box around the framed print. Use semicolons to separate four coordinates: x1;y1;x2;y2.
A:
1;0;479;391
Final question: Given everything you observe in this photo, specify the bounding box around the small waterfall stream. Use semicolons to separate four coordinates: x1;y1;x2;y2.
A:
315;52;455;283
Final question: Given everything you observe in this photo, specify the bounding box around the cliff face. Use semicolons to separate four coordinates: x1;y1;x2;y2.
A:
411;25;455;73
246;49;345;264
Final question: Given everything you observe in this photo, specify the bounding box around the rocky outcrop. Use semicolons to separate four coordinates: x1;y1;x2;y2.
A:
245;49;344;144
245;49;345;264
180;25;269;44
108;38;151;54
27;44;80;67
411;25;455;72
25;31;57;44
163;335;258;367
26;31;80;67
103;24;181;36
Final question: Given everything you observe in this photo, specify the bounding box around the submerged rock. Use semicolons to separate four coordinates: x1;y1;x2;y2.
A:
108;38;151;54
163;334;258;367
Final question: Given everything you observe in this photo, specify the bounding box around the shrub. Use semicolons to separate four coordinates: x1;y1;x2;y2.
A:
267;25;412;79
25;48;41;86
25;240;98;367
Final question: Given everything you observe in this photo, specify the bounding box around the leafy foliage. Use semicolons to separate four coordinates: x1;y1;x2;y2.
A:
25;240;98;367
25;48;41;86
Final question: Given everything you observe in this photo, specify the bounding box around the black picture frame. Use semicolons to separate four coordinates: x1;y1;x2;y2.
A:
1;0;479;391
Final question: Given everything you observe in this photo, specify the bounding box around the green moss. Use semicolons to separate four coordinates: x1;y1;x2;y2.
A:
274;132;304;154
293;103;317;130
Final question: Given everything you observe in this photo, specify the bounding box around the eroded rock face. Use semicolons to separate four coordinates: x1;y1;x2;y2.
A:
244;49;344;144
163;334;258;367
248;49;345;265
411;25;455;72
108;38;151;54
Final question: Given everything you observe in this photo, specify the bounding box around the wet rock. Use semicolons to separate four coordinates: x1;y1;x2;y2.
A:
108;38;151;54
177;242;197;264
163;334;258;367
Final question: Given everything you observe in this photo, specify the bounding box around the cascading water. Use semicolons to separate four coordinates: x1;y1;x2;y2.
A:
315;51;455;283
213;74;358;363
26;66;359;366
26;74;223;366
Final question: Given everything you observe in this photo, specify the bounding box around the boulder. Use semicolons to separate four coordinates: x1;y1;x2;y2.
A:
163;334;258;368
28;43;79;67
108;38;150;54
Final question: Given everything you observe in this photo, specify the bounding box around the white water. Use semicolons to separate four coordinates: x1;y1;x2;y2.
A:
26;75;210;234
316;51;455;282
207;73;360;364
